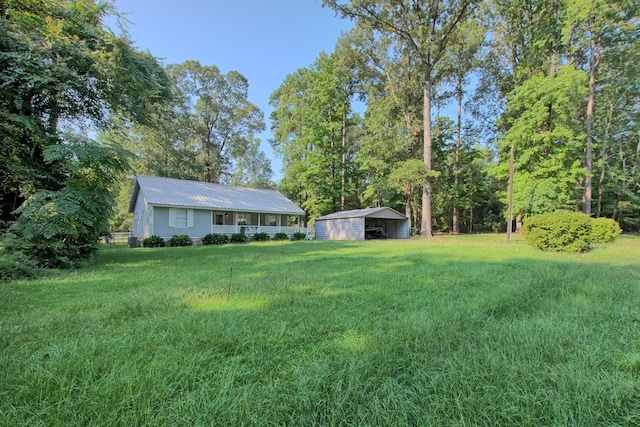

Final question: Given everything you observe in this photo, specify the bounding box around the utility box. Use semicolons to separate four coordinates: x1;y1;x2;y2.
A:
127;236;140;248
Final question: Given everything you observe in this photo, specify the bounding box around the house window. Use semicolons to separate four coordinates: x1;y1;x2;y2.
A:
266;214;277;226
237;213;247;226
215;214;224;225
169;208;192;228
174;208;188;228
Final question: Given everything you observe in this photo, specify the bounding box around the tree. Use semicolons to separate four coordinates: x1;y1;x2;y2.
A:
495;66;588;218
166;61;266;184
270;52;359;220
339;27;424;230
438;19;485;232
5;139;132;268
563;0;639;216
0;0;170;268
230;137;275;189
324;0;480;237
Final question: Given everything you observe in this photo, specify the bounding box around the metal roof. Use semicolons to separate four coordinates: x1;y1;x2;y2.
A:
315;207;407;221
129;176;305;215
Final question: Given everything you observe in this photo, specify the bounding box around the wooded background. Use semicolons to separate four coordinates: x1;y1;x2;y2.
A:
1;0;638;267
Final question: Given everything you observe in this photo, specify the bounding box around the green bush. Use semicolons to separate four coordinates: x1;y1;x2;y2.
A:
591;217;622;243
202;233;229;245
273;232;289;241
291;232;307;241
169;235;192;247
523;211;592;253
142;235;165;248
230;233;248;243
252;232;270;242
0;251;46;281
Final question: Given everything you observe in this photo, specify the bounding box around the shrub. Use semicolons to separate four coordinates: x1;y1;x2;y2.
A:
0;251;46;281
169;235;192;247
142;235;165;248
252;232;270;242
591;217;622;243
230;233;248;243
523;211;592;253
202;233;229;245
291;232;307;241
273;232;289;241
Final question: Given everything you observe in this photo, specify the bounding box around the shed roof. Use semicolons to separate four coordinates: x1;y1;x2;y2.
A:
315;207;407;221
128;176;305;215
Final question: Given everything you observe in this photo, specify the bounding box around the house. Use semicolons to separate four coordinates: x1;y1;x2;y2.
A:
314;207;410;240
128;176;306;244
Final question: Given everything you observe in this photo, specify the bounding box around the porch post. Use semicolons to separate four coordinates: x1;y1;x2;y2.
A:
234;212;238;234
258;212;261;232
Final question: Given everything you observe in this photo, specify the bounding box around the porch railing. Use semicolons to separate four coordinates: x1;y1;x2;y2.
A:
211;225;307;237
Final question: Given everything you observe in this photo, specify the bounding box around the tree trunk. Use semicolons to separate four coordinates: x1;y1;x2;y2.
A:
452;83;462;234
596;149;605;218
469;167;473;233
405;192;412;236
507;144;515;241
583;43;596;215
421;72;433;238
341;111;347;210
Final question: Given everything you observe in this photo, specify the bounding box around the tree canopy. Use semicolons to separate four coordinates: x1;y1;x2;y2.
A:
0;0;170;269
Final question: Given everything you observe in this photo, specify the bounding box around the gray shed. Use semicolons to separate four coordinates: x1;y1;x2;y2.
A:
314;207;410;240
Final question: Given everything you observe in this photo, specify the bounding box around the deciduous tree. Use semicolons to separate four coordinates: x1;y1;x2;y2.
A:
0;0;170;268
324;0;481;237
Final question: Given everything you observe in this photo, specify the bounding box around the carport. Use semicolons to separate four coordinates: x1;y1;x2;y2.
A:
314;207;410;240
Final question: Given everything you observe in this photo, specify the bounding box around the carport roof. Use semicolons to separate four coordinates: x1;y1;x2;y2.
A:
315;207;407;221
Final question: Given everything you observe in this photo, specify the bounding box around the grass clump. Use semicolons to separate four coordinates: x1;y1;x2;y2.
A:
1;235;639;425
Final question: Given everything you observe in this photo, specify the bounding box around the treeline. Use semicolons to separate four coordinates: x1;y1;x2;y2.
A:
270;0;639;234
1;1;638;274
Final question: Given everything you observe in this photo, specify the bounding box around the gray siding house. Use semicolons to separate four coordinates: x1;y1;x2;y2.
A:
129;176;306;242
314;207;410;240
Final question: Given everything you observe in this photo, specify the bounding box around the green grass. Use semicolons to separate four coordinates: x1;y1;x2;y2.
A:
1;235;639;426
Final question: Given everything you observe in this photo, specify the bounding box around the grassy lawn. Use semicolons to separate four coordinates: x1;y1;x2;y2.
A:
1;235;639;426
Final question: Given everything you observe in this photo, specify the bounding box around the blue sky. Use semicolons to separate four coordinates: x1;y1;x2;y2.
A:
111;0;353;181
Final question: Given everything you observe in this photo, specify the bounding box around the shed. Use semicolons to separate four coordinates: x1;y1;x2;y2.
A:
314;207;410;240
128;175;306;243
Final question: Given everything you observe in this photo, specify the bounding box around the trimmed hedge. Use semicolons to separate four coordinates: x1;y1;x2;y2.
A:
142;235;165;248
524;211;592;253
169;235;192;247
202;233;229;245
591;217;622;243
273;232;289;241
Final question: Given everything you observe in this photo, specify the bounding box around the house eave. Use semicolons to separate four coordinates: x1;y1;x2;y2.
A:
147;203;304;216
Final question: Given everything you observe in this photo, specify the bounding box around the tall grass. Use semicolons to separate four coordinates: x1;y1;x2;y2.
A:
1;235;639;426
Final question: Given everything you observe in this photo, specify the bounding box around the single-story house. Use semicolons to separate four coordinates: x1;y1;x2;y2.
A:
128;175;306;244
314;207;410;240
